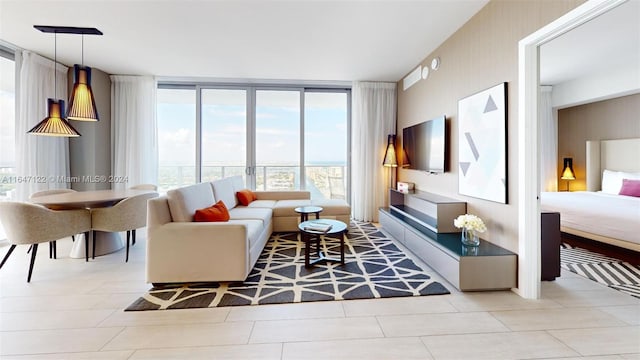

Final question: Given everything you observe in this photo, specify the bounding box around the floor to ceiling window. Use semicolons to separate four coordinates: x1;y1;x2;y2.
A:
156;84;350;200
0;48;15;240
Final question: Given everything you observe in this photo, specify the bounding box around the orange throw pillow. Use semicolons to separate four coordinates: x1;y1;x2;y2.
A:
194;200;230;222
236;189;257;206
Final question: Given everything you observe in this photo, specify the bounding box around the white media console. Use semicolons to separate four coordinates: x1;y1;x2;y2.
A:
379;189;517;291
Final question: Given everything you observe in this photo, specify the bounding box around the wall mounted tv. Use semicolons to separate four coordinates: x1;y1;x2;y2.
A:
402;115;447;173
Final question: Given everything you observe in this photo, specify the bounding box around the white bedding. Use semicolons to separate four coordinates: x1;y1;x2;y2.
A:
540;191;640;247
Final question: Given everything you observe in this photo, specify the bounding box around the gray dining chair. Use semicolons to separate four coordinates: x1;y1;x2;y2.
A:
90;192;158;262
29;189;79;258
0;202;91;282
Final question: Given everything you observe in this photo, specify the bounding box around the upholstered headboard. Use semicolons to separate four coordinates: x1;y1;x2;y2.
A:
586;138;640;191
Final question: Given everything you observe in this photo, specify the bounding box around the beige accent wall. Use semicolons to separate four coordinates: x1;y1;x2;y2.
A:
396;0;583;253
557;93;640;191
68;67;112;191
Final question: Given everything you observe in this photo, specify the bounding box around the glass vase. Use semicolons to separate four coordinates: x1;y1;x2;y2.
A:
461;228;480;247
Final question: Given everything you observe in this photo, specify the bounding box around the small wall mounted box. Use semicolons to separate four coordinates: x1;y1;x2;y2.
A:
397;182;414;193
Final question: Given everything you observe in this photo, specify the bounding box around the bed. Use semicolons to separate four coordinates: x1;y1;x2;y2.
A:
540;138;640;252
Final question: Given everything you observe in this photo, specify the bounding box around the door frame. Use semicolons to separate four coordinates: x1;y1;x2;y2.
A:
517;0;627;299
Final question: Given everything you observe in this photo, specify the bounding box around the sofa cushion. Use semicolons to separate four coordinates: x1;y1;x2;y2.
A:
237;189;257;206
228;207;272;225
194;200;230;222
229;175;246;192
167;182;216;222
272;199;312;217
248;200;277;208
311;199;351;215
229;219;264;250
212;177;238;210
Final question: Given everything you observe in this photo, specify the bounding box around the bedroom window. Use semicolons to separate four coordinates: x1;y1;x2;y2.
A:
156;83;351;200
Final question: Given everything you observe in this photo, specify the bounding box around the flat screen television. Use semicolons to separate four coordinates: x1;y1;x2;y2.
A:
402;115;447;173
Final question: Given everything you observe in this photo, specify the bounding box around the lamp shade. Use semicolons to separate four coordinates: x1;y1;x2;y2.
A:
560;157;575;180
383;134;398;167
28;99;81;137
67;65;99;121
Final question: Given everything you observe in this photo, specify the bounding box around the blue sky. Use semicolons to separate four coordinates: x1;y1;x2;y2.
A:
157;90;347;166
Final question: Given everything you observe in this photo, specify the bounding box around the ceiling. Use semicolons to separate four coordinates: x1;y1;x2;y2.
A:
540;0;640;85
0;0;490;83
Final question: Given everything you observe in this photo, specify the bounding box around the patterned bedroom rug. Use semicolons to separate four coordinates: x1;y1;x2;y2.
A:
561;243;640;298
125;221;450;311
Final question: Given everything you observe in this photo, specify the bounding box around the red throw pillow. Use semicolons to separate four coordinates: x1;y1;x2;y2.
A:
619;178;640;197
237;189;257;206
194;200;230;222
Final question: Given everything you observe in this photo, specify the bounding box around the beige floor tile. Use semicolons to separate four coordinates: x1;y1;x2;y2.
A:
282;337;433;360
101;322;254;350
490;307;627;331
548;326;640;356
0;327;124;356
0;351;134;360
421;331;579;359
227;300;344;321
446;290;563;312
620;354;640;359
544;356;625;360
249;317;383;343
88;280;153;294
377;312;508;337
598;305;640;326
341;295;456;317
129;343;282;359
542;274;612;294
0;309;115;331
99;307;230;327
0;294;111;312
547;289;640;308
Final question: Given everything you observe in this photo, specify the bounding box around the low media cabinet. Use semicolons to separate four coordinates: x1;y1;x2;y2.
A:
380;189;517;291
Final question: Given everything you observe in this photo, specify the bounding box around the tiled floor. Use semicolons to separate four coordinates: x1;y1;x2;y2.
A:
0;228;638;359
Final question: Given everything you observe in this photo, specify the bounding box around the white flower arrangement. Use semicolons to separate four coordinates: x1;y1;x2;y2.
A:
453;214;487;233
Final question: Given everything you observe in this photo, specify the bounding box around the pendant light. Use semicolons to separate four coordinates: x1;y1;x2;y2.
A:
67;34;99;121
28;30;81;137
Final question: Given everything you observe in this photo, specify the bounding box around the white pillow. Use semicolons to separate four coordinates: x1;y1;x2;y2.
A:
601;169;640;194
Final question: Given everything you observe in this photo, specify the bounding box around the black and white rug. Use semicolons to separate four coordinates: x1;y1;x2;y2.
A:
126;221;449;311
561;243;640;298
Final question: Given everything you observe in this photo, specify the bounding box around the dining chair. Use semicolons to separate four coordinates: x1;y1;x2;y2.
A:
0;202;91;282
129;184;158;191
29;189;79;258
90;192;158;262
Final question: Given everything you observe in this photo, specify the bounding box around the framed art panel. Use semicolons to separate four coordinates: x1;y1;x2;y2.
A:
457;82;508;203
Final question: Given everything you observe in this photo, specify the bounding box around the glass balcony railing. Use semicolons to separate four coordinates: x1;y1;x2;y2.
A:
158;165;347;200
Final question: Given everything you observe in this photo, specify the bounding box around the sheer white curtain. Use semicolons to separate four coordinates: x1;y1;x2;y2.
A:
539;85;558;192
351;82;397;222
110;75;158;190
14;50;70;201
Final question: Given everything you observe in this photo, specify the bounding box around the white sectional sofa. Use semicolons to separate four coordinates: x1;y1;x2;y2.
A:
146;176;351;284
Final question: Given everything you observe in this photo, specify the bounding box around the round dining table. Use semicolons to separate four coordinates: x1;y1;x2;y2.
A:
31;189;155;259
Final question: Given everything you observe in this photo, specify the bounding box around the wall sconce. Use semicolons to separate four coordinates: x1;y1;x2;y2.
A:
560;157;576;191
383;134;398;189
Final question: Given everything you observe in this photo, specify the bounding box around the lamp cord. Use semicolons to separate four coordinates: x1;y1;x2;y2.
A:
53;31;57;99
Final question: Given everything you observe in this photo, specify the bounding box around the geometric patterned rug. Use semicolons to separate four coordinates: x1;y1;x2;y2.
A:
561;243;640;298
125;221;450;311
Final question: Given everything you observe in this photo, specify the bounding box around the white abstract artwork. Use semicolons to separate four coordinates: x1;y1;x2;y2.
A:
457;82;507;204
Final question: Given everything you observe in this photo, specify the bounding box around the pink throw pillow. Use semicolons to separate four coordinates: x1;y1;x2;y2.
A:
618;179;640;197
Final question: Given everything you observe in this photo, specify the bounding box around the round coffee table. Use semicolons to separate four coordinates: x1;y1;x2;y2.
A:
294;205;323;222
298;219;348;268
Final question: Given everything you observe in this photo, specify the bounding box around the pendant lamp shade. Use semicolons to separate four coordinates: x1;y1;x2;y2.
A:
67;65;99;121
28;99;81;137
382;134;398;167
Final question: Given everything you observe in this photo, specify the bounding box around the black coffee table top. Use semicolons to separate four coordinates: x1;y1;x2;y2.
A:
295;206;323;214
298;219;347;235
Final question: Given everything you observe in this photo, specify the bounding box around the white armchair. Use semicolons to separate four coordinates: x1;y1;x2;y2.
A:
0;202;91;282
91;192;158;262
